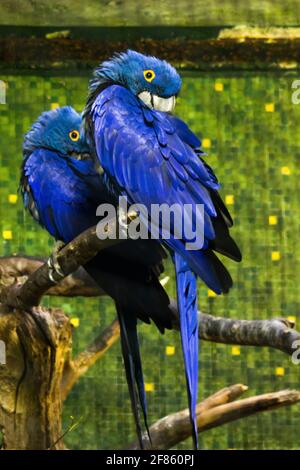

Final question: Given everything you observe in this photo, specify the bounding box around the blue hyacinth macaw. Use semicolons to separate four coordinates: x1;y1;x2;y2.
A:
84;50;242;448
20;106;175;448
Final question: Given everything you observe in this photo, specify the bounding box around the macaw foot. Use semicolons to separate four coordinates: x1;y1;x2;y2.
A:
47;241;66;283
117;208;139;237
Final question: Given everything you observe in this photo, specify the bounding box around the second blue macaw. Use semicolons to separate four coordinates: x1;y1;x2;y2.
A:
84;50;242;448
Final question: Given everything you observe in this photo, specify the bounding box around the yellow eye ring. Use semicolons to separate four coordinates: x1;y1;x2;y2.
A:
69;130;80;142
143;69;156;83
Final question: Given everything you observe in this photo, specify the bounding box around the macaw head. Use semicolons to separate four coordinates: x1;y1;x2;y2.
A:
23;106;90;159
92;50;182;113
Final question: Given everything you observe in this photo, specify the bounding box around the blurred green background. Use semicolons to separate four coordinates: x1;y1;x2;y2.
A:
0;70;300;449
0;0;300;26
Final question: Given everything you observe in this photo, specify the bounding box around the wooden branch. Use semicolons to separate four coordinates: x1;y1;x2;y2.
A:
0;255;104;298
66;309;300;385
0;305;72;449
0;220;127;310
1;255;299;359
128;387;300;450
195;311;300;356
61;318;120;400
61;311;300;396
128;383;247;449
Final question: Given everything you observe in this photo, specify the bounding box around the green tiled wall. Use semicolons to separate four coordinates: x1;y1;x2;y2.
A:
0;71;299;449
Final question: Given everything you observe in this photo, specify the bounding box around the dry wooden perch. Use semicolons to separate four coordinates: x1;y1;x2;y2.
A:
0;255;104;298
0;307;70;449
0;224;123;310
0;305;124;449
129;386;300;450
0;254;299;356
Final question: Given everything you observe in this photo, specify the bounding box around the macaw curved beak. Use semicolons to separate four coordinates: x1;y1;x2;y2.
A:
138;91;176;113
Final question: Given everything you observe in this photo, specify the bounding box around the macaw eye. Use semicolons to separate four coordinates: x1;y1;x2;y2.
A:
143;70;156;82
69;130;80;142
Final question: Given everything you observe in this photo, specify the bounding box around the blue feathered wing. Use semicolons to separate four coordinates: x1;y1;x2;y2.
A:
21;148;102;242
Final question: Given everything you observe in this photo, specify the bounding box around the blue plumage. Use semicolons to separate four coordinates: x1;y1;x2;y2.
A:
22;148;101;241
175;252;198;448
85;50;242;448
23;106;90;157
20;106;175;449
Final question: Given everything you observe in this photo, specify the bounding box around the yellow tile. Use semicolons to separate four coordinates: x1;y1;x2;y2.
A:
265;103;275;112
3;230;12;240
268;215;277;225
8;194;18;204
145;383;154;392
287;315;296;323
271;251;280;261
51;102;59;110
166;346;175;356
275;367;285;376
202;138;211;148
231;346;240;356
70;317;80;328
214;82;224;92
225;195;234;205
281;166;291;175
208;289;217;297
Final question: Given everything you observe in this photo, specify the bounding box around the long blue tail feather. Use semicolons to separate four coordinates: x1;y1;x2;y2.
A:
174;252;199;449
